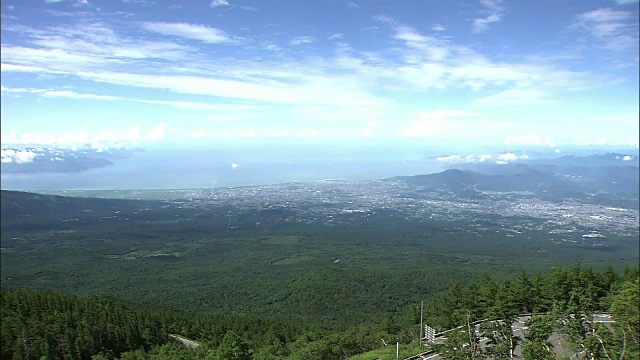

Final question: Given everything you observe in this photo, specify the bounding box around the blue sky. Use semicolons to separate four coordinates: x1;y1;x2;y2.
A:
1;0;638;150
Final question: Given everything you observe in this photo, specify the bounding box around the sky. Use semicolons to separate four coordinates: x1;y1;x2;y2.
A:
1;0;639;151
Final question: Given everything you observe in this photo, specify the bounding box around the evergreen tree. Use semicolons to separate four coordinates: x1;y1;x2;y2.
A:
477;273;498;318
216;331;251;360
608;279;640;359
521;314;555;360
479;319;519;360
436;311;482;360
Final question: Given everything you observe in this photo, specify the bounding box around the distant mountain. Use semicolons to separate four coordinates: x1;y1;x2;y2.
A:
392;157;640;209
439;152;639;195
392;165;580;198
1;147;140;173
1;157;114;173
529;165;639;196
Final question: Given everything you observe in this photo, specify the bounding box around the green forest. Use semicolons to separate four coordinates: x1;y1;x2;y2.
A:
2;191;639;359
3;264;638;359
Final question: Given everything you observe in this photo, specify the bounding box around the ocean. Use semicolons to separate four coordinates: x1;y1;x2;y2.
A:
1;144;447;191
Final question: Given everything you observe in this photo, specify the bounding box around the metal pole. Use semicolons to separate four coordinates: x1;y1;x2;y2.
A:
419;300;424;346
396;337;399;360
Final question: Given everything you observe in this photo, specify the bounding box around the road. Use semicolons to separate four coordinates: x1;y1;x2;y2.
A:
169;334;200;349
406;313;614;360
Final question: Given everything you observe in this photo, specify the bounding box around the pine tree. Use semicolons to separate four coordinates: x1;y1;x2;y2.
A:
480;319;519;360
521;314;555;360
216;331;251;360
436;311;482;360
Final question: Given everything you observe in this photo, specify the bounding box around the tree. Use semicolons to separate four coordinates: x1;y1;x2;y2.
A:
216;331;251;360
477;273;498;318
521;314;555;360
436;311;482;360
480;320;519;360
120;349;148;360
608;279;640;359
490;280;520;321
557;284;616;360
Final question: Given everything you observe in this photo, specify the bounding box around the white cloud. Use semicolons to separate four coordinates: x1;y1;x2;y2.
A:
472;13;502;34
436;155;463;163
14;151;37;164
72;70;383;107
579;8;630;22
231;162;239;169
378;25;595;93
478;154;492;162
134;99;218;110
613;0;639;4
289;36;315;45
1;22;194;68
374;15;396;24
497;153;516;161
210;0;229;7
2;123;167;149
495;152;529;164
480;0;503;11
394;25;450;61
573;8;638;52
2;86;253;111
140;22;233;43
190;131;214;138
123;0;154;4
400;110;474;137
328;33;344;40
474;89;552;105
88;123;165;150
2;132;56;146
472;0;505;33
145;123;166;140
204;113;262;122
347;2;360;8
262;41;281;51
360;121;387;137
44;0;89;5
432;24;447;32
0;16;625;146
623;155;633;161
266;129;290;137
287;105;385;123
1;19;597;104
436;154;493;164
44;89;120;101
505;134;556;147
0;149;38;164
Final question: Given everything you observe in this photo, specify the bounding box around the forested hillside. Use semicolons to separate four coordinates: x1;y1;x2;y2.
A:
426;265;639;360
4;188;638;333
2;264;637;359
